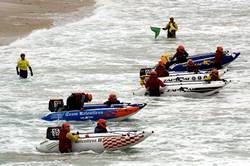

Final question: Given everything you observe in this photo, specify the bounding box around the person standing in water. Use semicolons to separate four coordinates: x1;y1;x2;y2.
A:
59;122;79;153
214;46;224;69
163;17;178;38
16;53;33;79
145;71;166;96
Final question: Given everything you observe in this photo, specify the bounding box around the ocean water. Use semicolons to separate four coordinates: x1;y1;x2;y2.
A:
0;0;249;165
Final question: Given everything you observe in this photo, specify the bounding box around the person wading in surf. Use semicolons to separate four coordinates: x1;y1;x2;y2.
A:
214;46;224;69
145;71;166;96
16;53;33;79
163;17;178;38
59;122;79;153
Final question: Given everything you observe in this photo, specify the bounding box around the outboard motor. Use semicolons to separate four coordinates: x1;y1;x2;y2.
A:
48;99;64;112
140;68;153;77
46;126;61;140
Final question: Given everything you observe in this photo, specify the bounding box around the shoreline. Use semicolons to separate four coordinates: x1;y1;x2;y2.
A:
0;0;95;46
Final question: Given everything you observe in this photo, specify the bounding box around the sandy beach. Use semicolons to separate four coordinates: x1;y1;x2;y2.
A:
0;0;95;46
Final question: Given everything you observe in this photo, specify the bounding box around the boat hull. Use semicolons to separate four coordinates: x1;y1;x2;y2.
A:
82;103;147;110
140;69;227;83
133;80;228;97
36;131;153;153
169;52;240;71
42;106;141;122
139;52;239;74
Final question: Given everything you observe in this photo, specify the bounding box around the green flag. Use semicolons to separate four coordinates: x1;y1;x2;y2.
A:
150;26;161;39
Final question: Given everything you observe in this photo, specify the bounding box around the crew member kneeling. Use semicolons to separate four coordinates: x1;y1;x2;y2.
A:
94;119;108;133
59;122;79;153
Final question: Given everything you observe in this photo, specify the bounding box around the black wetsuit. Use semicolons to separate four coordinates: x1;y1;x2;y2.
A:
103;100;121;107
19;70;28;78
94;126;107;133
171;51;189;64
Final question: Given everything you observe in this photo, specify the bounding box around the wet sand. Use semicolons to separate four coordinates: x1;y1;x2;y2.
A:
0;0;95;46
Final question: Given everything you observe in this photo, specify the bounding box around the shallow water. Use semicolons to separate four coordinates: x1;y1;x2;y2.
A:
0;0;249;165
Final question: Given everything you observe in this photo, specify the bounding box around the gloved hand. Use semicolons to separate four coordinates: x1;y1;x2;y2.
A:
17;71;19;75
162;28;166;30
30;72;33;76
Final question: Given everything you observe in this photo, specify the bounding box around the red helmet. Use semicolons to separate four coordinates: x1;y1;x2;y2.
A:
150;71;157;75
187;59;193;63
211;69;219;75
62;122;70;129
83;93;92;102
97;119;107;128
150;71;158;78
216;47;223;53
108;93;117;100
177;45;185;52
187;59;194;65
158;60;165;66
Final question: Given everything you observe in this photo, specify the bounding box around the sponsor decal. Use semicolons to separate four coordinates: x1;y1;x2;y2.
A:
78;138;99;143
80;116;94;120
65;112;79;117
79;111;104;116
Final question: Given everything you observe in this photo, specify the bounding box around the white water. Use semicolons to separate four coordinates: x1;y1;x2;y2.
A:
0;0;249;165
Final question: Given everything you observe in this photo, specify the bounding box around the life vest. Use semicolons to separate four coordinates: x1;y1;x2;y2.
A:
160;53;172;64
59;129;72;153
215;47;223;64
72;93;83;104
175;51;188;63
17;59;30;70
169;23;177;32
166;22;178;32
67;93;85;110
215;51;223;63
